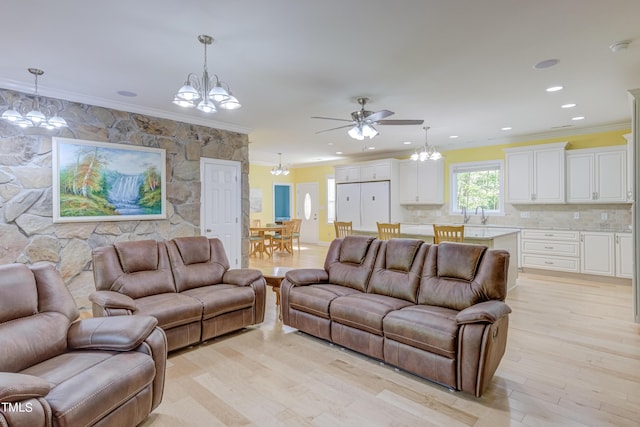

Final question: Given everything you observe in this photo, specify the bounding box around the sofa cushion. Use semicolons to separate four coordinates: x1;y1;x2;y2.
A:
436;242;486;281
172;236;210;265
288;284;361;319
383;305;459;359
21;351;155;427
368;239;427;303
339;235;375;264
134;293;202;329
0;264;37;323
115;240;159;274
330;294;413;336
182;285;255;319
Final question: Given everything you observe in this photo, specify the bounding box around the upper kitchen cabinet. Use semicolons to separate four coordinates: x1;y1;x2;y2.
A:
335;159;396;183
504;142;568;204
566;145;628;203
398;159;444;204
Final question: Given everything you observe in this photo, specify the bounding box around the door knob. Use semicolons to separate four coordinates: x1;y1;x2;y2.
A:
206;229;212;232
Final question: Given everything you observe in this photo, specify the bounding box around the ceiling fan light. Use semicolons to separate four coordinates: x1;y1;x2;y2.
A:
348;126;363;140
362;124;378;138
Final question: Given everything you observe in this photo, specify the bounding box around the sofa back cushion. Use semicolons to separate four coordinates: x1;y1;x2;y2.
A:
166;237;229;292
417;243;509;310
324;236;379;292
92;240;176;298
0;263;77;372
368;239;427;302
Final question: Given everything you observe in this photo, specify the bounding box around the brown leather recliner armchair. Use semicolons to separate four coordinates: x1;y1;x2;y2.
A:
0;263;166;427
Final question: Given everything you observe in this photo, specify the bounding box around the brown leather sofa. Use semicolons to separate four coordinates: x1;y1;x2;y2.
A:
91;236;266;352
281;236;511;397
0;263;166;427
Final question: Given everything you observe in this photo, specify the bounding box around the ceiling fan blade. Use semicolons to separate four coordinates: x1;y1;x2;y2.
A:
364;109;394;122
377;119;425;126
311;116;354;122
315;124;354;134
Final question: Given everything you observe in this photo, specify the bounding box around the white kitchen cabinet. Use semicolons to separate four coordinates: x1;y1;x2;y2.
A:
360;161;392;181
615;232;633;278
504;142;567;204
521;229;580;273
566;146;627;203
335;181;390;229
580;231;615;276
398;159;444;204
334;165;361;183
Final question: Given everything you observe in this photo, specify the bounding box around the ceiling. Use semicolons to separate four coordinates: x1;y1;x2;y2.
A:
1;1;639;168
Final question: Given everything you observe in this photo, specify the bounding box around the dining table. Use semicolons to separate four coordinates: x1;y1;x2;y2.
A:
249;224;282;257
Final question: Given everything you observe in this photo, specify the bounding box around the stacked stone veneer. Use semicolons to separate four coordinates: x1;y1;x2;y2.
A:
0;88;249;310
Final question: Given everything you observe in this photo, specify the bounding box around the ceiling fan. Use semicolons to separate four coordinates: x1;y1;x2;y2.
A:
312;97;424;140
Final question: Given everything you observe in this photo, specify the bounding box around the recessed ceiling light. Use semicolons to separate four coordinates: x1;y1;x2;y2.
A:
546;86;563;92
328;142;334;146
336;151;343;155
403;141;412;145
367;146;376;150
449;135;459;139
117;90;137;97
533;59;559;70
501;127;512;131
561;103;577;108
572;116;585;121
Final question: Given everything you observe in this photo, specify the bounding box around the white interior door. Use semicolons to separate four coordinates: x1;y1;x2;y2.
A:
200;158;241;268
296;182;319;243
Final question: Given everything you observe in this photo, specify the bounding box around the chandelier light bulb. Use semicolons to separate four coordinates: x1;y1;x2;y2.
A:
270;153;289;176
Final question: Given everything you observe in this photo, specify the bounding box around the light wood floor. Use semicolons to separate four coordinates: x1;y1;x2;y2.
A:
141;243;640;426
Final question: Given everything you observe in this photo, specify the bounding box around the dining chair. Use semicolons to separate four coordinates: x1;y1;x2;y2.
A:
433;224;465;244
334;221;353;238
249;219;263;256
291;218;302;253
271;220;294;254
377;222;401;240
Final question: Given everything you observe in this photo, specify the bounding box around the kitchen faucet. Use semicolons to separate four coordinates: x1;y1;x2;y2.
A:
461;206;471;224
475;206;488;225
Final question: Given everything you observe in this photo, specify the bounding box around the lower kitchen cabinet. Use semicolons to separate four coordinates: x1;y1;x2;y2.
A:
580;232;615;276
615;232;633;278
521;229;580;273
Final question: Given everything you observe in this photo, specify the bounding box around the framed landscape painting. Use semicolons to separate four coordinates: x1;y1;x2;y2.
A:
52;137;166;222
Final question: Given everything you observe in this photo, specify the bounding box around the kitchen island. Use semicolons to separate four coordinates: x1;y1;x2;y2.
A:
353;224;520;290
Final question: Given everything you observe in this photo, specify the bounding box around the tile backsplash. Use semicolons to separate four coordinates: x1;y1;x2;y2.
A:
402;203;632;232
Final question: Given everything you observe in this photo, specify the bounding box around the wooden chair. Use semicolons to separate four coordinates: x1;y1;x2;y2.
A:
249;219;263;256
433;224;464;244
270;220;294;254
377;222;401;240
291;218;302;253
334;221;353;238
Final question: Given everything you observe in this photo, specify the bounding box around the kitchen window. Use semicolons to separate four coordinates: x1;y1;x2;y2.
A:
450;160;504;215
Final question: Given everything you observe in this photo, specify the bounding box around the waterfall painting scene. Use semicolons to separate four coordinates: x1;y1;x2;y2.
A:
52;138;166;222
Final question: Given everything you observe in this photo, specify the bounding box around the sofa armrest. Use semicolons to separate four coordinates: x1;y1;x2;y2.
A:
223;268;263;286
89;290;136;311
456;300;511;325
284;268;329;286
0;373;51;402
67;315;158;352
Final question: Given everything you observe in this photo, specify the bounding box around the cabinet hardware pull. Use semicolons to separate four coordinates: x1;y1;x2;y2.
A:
544;246;554;249
544;261;554;265
544;233;554;237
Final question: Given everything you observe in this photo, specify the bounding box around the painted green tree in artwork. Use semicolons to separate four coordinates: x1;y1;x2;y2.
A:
59;147;116;217
138;164;162;210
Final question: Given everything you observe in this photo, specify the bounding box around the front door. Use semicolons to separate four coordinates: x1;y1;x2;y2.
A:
200;158;241;268
296;182;319;243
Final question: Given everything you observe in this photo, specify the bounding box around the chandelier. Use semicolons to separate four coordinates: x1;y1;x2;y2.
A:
270;153;290;175
173;34;241;113
410;126;442;161
1;68;68;129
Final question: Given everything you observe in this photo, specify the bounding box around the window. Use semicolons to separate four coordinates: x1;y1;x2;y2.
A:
327;177;335;223
450;160;504;215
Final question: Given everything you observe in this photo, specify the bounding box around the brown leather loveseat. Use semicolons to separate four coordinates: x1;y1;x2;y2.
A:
91;236;266;352
0;263;166;427
281;236;511;397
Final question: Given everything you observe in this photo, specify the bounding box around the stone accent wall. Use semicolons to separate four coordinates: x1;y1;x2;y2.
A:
0;88;249;310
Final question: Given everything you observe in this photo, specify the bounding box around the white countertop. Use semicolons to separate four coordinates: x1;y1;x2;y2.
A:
353;224;520;240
